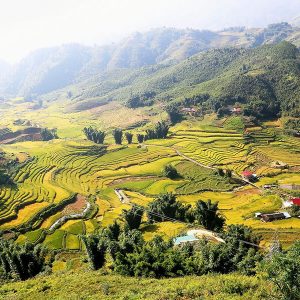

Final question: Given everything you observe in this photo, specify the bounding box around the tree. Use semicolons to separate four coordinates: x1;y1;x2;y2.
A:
225;169;232;178
83;127;105;144
0;169;11;185
82;234;106;270
0;239;49;280
263;241;300;300
148;193;189;222
194;200;225;232
104;220;121;241
122;205;144;230
166;104;182;124
113;129;123;144
145;122;169;140
217;168;225;176
41;128;58;141
137;134;144;143
163;164;179;179
125;132;133;144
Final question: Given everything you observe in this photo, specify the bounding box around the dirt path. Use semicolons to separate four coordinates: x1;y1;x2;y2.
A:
114;189;130;204
48;195;91;232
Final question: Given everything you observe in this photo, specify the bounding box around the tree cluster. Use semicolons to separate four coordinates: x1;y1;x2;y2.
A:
82;222;262;278
125;91;156;108
41;128;58;141
145;122;169;140
162;164;179;179
0;169;12;185
147;194;225;232
0;239;50;280
165;103;183;124
284;119;300;136
83;127;106;144
263;241;300;300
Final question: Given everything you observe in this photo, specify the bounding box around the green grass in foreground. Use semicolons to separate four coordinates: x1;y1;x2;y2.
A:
0;271;275;300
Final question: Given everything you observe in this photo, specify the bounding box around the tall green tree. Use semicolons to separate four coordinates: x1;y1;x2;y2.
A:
148;193;189;222
0;240;49;280
83;127;105;144
125;132;133;144
263;241;300;300
122;205;144;230
137;134;144;143
113;129;123;144
194;200;225;232
163;164;179;179
82;235;106;270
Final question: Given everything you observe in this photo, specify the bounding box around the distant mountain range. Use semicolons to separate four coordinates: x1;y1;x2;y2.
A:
1;21;300;102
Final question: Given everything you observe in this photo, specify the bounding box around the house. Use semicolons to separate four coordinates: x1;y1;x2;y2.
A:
291;198;300;207
260;212;291;222
174;229;225;246
230;107;242;114
279;184;300;190
283;198;300;208
174;234;198;245
242;170;258;181
291;130;300;137
263;184;277;189
255;212;262;218
181;107;197;114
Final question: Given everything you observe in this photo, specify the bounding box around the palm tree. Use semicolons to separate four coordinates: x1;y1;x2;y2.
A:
194;200;225;232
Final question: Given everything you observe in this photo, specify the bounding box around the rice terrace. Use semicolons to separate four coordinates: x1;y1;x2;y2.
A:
1;2;300;299
0;110;300;251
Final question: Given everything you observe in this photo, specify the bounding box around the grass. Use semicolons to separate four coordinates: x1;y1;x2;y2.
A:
0;270;275;300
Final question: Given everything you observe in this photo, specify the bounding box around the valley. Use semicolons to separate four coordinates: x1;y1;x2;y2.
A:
0;101;300;252
0;17;300;300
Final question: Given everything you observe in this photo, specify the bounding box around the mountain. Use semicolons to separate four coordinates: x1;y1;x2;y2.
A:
2;44;92;97
2;23;300;100
60;41;300;119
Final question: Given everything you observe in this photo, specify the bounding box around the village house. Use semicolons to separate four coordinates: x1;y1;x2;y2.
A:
260;212;291;222
230;107;242;114
242;170;258;182
181;107;197;115
279;184;300;190
291;198;300;206
263;184;277;189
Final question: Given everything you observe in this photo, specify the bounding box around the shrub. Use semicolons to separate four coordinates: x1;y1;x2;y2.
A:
163;164;179;179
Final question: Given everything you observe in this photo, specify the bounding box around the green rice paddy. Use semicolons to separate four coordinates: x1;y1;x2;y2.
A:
0;102;300;250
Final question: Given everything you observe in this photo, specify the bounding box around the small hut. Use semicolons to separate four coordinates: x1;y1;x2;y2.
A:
260;212;291;222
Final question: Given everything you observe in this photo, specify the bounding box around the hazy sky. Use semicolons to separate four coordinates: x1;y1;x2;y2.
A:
1;0;300;63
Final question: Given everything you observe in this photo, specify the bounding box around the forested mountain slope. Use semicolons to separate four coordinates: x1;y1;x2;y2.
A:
56;41;300;118
2;22;300;98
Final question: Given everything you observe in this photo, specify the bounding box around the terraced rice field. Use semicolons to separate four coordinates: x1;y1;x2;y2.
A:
1;117;300;249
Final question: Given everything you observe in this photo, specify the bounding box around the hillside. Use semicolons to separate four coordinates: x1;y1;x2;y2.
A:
45;41;300;119
2;22;300;98
0;270;274;300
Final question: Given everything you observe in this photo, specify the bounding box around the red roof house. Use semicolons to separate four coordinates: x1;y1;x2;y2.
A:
291;198;300;206
242;170;253;178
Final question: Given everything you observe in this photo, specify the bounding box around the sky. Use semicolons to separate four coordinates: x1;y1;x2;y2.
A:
1;0;300;63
